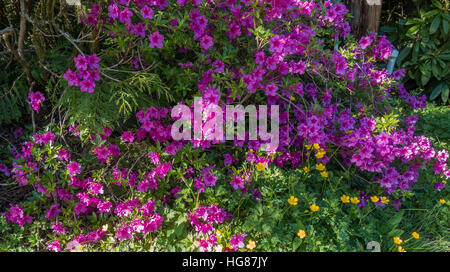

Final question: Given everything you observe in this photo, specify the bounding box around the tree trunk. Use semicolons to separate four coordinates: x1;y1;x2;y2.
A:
345;0;382;38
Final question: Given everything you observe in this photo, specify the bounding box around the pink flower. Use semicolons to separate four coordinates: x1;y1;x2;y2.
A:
108;3;120;19
199;35;214;50
226;23;241;39
45;203;61;219
119;8;133;24
64;69;80;86
121;131;135;143
87;54;100;69
213;60;225;73
74;55;88;70
47;240;61;252
132;23;146;37
2;204;33;226
28;91;46;112
149;31;164;49
79;79;95;93
141;6;154;19
68;161;81;176
51;222;66;235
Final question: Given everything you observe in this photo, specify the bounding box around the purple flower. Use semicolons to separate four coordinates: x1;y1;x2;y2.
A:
200;35;214;50
121;131;135;143
47;240;61;252
141;6;154;19
230;233;247;251
64;69;80;86
149;31;164;49
79;79;95;93
68;161;81;176
87;54;100;69
119;8;133;24
45;203;61;219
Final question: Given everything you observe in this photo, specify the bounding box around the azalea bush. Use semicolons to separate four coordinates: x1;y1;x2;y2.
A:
0;0;448;252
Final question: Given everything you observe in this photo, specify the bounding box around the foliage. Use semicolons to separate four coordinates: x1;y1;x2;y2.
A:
0;0;448;253
381;0;450;103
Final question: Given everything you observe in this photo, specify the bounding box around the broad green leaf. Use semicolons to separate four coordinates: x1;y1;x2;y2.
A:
430;16;441;34
443;18;449;34
431;0;443;9
397;44;412;65
430;83;444;100
421;67;431;86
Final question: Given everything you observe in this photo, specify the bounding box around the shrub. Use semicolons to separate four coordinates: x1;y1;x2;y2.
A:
0;0;448;252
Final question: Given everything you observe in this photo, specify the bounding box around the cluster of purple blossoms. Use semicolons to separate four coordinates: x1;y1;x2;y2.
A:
64;54;101;93
2;204;33;226
28;91;45;113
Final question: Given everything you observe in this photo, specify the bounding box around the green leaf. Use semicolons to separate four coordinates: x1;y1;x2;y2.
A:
397;45;412;65
431;0;443;9
441;83;449;103
430;83;444;100
421;66;432;86
430;16;441;34
442;18;449;34
422;9;440;18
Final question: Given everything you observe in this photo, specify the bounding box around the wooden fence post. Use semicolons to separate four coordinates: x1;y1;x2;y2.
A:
345;0;383;38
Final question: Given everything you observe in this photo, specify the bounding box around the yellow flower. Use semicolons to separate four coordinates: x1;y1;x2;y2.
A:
216;230;222;236
256;162;266;172
288;196;298;206
443;180;447;184
350;197;360;204
249;149;254;153
246;240;256;250
412;232;420;239
266;205;270;209
393;236;402;245
310;204;319;212
320;171;328;178
303;166;310;173
341;194;350;203
305;144;312;150
313;143;320;150
316;163;325;171
380;196;390;205
398;246;406;252
315;151;325;159
439;199;446;204
290;96;296;101
370;196;379;203
345;130;353;134
297;229;306;239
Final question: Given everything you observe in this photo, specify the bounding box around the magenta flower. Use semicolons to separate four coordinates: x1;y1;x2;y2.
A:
68;161;81;176
51;222;66;235
74;55;88;70
121;131;135;143
108;3;120;19
87;54;100;69
141;6;154;19
199;34;214;50
149;31;164;49
79;79;95;93
64;69;80;86
28;91;45;113
226;23;241;39
119;8;133;24
2;204;33;226
47;240;61;252
132;23;146;38
45;203;61;219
